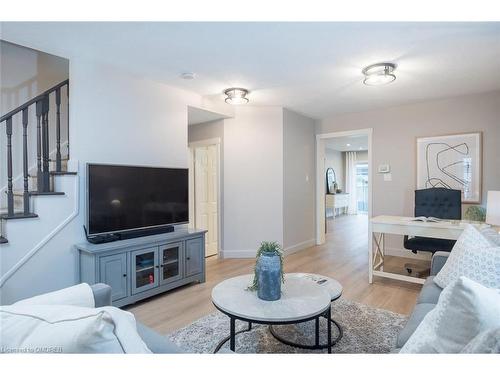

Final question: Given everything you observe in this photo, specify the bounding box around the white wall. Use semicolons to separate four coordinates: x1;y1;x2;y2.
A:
222;106;284;257
356;150;368;163
0;58;203;303
283;109;316;252
316;90;500;254
188;119;224;144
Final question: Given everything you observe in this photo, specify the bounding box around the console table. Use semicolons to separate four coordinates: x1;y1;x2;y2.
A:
326;193;349;218
76;228;207;307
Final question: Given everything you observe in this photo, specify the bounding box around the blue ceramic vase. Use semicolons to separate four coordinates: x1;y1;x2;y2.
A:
256;252;282;301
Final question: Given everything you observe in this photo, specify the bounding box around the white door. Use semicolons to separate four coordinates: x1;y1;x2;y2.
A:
194;145;218;257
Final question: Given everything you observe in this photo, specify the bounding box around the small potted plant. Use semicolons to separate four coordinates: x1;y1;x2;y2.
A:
249;241;284;301
464;205;486;222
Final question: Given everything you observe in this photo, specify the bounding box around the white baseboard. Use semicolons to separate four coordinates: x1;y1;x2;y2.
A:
220;250;256;259
384;247;432;261
221;239;316;259
284;239;316;256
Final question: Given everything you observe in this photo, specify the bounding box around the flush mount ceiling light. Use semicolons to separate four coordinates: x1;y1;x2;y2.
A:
224;87;249;105
180;72;196;80
362;62;397;86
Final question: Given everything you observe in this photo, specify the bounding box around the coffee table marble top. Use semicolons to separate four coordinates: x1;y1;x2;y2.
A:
211;274;332;323
285;273;343;301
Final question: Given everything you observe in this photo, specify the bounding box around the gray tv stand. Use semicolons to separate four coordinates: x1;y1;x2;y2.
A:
76;228;207;307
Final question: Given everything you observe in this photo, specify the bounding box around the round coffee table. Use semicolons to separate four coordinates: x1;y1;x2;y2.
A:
268;273;343;350
211;274;335;353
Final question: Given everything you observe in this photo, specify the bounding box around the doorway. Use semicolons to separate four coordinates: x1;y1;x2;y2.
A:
316;128;373;245
189;139;221;258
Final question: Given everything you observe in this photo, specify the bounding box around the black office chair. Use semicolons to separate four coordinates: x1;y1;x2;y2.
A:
404;188;461;275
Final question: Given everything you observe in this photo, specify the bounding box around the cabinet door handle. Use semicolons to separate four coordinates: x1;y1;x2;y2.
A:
186;257;191;260
123;274;127;277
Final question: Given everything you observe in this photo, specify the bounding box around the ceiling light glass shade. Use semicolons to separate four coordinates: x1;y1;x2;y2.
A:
363;72;396;86
362;62;397;86
224;87;249;104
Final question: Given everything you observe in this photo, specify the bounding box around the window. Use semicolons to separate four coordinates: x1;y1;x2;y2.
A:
356;163;368;213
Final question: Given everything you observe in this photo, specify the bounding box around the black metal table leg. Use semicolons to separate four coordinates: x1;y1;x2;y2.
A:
230;317;236;351
315;317;320;347
327;308;332;354
214;320;253;353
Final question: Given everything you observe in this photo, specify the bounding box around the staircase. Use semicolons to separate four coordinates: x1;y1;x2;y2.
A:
0;79;73;244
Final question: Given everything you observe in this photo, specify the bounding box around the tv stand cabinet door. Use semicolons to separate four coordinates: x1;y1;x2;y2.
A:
185;237;204;277
159;242;184;285
99;253;128;301
131;247;159;295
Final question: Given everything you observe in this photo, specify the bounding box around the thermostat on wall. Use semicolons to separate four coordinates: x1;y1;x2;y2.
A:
378;164;391;173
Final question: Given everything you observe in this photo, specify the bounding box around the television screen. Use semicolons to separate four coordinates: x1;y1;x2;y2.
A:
87;164;189;235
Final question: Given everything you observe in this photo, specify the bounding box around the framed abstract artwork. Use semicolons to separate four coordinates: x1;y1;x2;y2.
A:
416;132;482;203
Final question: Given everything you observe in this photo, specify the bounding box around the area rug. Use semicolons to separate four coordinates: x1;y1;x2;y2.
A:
167;298;407;353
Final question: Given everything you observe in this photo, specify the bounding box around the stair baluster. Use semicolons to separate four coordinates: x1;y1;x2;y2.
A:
36;99;43;192
0;79;69;243
41;95;50;192
55;87;62;172
6;117;14;216
22;108;30;215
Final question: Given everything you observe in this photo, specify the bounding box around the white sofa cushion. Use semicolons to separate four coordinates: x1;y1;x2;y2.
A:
0;304;151;353
13;283;95;308
434;224;500;289
400;277;500;353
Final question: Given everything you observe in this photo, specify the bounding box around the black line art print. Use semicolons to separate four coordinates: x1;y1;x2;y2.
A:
424;142;472;194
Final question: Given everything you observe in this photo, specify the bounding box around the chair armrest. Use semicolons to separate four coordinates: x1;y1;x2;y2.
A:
430;252;450;276
91;283;112;307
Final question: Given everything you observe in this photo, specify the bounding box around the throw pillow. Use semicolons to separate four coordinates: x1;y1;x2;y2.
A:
461;328;500;353
0;304;151;353
481;226;500;246
400;277;500;353
13;283;95;308
434;224;500;289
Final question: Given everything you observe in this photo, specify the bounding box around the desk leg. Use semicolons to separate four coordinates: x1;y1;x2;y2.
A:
380;233;385;272
368;226;374;284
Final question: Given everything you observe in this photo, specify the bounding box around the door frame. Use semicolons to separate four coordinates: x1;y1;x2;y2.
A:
315;128;373;245
188;137;222;258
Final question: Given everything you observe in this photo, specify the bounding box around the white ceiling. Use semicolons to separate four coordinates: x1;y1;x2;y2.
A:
2;22;500;119
188;106;230;126
325;135;368;152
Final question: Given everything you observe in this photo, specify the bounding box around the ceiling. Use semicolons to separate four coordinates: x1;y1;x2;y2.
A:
2;22;500;119
325;135;368;152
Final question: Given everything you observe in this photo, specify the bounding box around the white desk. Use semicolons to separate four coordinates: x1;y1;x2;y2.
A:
369;215;487;285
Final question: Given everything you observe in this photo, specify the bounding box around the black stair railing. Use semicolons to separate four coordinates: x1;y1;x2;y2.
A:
0;79;69;218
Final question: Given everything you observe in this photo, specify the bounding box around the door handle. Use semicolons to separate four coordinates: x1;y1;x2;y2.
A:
123;274;127;277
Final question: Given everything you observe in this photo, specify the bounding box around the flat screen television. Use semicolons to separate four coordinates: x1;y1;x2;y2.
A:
86;164;189;237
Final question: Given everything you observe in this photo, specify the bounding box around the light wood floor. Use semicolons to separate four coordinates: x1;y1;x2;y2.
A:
126;214;424;334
